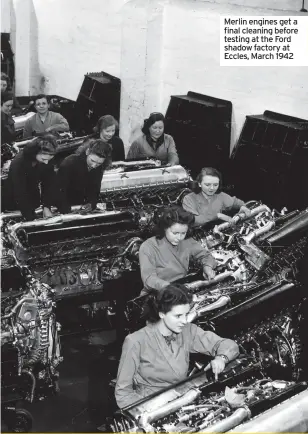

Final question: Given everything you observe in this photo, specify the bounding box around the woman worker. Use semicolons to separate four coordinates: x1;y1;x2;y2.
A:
183;167;251;227
139;206;216;294
1;72;22;115
1;72;11;93
115;284;239;408
127;112;179;165
23;94;69;138
57;139;111;214
76;114;125;162
1;91;15;145
4;134;57;220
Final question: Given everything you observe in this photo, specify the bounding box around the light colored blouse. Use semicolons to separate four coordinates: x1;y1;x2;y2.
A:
182;191;245;227
139;236;216;293
23;111;69;138
115;322;239;408
127;134;179;165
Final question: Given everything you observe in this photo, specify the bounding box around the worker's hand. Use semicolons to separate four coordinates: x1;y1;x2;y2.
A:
231;206;251;224
43;207;53;218
79;203;93;214
210;356;226;380
203;265;216;281
237;206;251;219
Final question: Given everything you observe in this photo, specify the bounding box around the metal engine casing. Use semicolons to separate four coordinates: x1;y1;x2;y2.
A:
180;206;308;321
1;276;62;404
2;163;191;300
110;357;308;432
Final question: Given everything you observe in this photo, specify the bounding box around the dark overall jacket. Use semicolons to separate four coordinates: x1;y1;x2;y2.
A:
56;152;108;213
4;143;55;220
76;135;125;162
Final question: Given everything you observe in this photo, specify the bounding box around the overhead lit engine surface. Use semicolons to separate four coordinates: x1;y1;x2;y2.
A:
110;357;308;432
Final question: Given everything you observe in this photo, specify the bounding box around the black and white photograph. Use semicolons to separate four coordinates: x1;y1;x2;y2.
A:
1;0;308;432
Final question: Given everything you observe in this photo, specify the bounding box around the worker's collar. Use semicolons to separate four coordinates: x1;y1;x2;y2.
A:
38;111;50;122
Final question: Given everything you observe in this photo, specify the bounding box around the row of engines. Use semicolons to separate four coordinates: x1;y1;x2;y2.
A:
1;162;308;421
3;201;308;301
110;200;308;432
0;162;192;406
1;163;191;297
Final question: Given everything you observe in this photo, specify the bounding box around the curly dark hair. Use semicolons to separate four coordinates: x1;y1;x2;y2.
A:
86;138;111;158
142;284;193;323
75;138;112;169
22;134;58;159
194;167;222;194
141;112;165;135
155;205;195;239
33;94;49;104
1;72;11;90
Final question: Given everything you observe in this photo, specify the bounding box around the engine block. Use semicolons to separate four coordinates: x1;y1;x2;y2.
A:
2;163;192;300
126;205;308;330
4;210;145;298
99;164;191;209
1;275;61;402
236;308;303;380
110;357;307;432
182;206;308;321
1;168;308;429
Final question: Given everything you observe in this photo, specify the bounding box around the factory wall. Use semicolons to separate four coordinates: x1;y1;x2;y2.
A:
10;0;124;98
121;0;308;150
5;0;308;152
161;0;308;149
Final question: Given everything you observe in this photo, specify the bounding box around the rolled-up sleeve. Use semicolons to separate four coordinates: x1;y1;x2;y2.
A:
232;197;245;209
167;136;179;165
49;113;69;133
115;335;143;408
188;324;239;362
222;193;245;211
182;194;211;226
139;242;170;291
189;239;217;269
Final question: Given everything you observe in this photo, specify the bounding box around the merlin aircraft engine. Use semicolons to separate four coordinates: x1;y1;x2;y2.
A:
182;205;308;322
1;274;62;402
109;356;308;432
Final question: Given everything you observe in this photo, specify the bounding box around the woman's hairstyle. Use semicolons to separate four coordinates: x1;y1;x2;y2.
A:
142;112;165;135
23;134;58;159
195;167;222;193
1;91;14;105
142;284;193;323
87;138;112;159
75;138;111;167
77;138;112;169
34;94;49;104
155;205;195;239
93;115;119;134
1;72;10;88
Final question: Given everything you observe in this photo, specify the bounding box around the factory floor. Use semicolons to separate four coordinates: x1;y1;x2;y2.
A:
6;330;120;433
